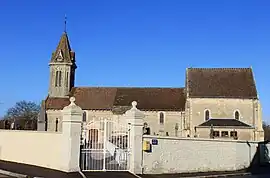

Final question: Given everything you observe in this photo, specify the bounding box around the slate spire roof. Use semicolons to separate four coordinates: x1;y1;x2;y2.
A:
50;32;75;64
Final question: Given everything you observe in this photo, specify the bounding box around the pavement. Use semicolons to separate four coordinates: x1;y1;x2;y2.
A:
185;174;270;178
0;169;269;178
0;174;13;178
227;175;270;178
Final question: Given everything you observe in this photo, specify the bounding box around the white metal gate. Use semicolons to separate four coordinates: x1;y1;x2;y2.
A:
80;118;130;171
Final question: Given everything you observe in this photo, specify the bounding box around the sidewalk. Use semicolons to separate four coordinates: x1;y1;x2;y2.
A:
139;169;251;178
0;168;268;178
0;169;26;178
0;174;13;178
0;169;252;178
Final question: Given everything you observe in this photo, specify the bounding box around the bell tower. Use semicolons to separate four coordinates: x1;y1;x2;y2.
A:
48;30;76;97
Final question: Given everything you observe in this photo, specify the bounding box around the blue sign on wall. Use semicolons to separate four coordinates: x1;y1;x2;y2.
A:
152;139;158;145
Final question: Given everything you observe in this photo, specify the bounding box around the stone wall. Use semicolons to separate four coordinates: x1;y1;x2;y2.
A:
185;98;264;140
142;135;268;174
0;97;83;173
0;130;66;171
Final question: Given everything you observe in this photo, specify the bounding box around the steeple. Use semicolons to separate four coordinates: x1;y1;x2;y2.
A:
50;32;75;65
48;25;76;97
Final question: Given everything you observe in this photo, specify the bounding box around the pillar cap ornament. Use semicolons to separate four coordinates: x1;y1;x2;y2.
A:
62;97;83;115
124;101;144;119
132;101;137;109
70;97;76;104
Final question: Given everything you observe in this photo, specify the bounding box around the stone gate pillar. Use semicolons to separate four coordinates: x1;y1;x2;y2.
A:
61;97;83;172
125;101;145;174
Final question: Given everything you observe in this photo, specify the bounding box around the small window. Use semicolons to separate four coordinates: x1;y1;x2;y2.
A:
55;71;62;87
166;132;169;136
159;112;164;124
205;110;210;121
234;111;240;120
55;71;59;87
221;131;229;137
213;131;220;137
82;112;86;122
230;131;238;137
65;72;69;87
58;71;62;87
175;123;179;130
55;118;59;132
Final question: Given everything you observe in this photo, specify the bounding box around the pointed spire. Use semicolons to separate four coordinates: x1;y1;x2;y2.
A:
50;16;75;64
50;32;72;63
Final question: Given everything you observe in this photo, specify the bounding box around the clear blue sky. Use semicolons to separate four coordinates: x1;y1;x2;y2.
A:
0;0;269;121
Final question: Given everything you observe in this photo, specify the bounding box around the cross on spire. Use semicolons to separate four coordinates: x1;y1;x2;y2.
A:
64;14;67;33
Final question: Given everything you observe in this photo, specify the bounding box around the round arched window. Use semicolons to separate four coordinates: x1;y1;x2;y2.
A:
159;112;164;124
205;110;210;121
235;111;240;120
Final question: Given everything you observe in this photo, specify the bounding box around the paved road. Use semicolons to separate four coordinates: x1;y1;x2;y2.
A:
0;174;12;178
224;175;270;178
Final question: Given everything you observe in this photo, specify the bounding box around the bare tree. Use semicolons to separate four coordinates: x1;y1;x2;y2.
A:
3;100;40;130
4;101;40;119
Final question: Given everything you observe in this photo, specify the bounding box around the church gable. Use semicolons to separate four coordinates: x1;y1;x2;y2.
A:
186;68;258;99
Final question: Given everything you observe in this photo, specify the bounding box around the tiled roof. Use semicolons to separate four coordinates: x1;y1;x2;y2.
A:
45;87;186;111
114;87;186;111
187;68;258;99
198;119;252;127
50;32;75;63
44;97;70;110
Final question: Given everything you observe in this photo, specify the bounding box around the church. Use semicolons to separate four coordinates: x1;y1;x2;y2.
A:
38;30;264;142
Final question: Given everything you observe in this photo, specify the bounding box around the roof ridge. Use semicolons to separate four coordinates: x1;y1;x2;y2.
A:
74;86;185;89
188;67;251;70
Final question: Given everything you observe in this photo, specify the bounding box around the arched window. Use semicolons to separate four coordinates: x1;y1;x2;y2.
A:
82;112;86;122
234;111;240;120
175;123;179;137
159;112;164;124
58;71;62;87
55;118;59;132
205;110;210;121
55;71;62;87
65;72;69;87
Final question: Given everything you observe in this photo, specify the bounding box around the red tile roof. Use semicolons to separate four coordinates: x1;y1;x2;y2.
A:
45;87;186;111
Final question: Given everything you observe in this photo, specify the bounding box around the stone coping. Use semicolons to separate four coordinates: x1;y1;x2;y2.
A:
143;135;260;144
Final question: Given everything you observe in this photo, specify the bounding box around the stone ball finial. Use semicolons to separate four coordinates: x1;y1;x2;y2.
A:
132;101;137;108
70;97;76;104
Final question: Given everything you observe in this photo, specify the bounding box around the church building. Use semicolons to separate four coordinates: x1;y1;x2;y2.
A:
38;31;264;141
